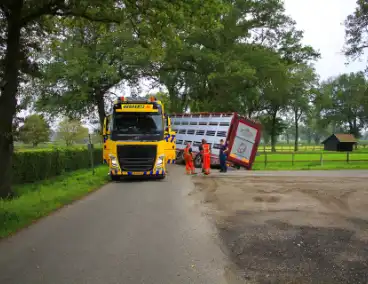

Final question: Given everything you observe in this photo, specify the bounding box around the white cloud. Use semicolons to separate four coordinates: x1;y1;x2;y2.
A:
283;0;365;80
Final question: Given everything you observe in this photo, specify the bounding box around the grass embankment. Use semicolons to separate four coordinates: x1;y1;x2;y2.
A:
253;151;368;170
0;166;108;239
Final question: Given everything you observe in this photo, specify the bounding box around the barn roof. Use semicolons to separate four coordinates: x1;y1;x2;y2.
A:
322;134;357;144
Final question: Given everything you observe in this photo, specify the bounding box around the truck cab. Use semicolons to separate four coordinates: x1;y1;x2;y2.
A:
102;96;171;180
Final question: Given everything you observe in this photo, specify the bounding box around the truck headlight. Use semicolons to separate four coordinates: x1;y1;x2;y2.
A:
109;154;118;168
156;155;165;168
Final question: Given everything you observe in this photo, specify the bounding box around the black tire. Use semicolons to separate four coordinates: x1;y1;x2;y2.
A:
110;174;120;181
176;151;185;164
156;175;166;180
194;154;202;168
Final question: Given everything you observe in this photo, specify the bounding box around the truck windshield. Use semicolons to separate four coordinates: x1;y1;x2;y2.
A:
112;112;163;135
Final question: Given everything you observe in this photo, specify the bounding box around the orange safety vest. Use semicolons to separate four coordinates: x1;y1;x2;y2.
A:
184;146;192;160
202;144;210;155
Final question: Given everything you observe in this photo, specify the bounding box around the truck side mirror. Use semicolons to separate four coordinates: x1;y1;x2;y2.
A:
103;117;107;136
103;116;111;136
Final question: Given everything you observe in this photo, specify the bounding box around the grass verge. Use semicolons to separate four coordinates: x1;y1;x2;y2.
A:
0;166;108;239
252;151;368;170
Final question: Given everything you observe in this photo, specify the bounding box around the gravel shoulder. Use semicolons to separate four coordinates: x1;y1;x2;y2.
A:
191;171;368;283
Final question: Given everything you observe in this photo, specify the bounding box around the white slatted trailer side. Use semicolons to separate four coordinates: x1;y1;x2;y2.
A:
170;113;235;167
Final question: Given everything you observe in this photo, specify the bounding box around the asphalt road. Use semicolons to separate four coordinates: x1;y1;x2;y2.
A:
0;166;230;284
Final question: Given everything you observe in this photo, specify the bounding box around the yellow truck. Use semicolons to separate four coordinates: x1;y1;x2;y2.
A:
102;96;176;181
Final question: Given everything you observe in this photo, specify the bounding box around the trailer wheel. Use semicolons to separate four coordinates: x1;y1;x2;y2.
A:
176;150;185;164
194;154;202;168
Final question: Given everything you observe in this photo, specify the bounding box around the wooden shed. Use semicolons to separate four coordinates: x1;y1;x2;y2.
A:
321;134;357;152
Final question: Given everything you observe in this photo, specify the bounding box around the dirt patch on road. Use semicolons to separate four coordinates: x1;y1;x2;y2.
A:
191;175;368;284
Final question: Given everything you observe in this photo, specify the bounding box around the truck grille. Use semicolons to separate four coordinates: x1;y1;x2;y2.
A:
117;145;157;171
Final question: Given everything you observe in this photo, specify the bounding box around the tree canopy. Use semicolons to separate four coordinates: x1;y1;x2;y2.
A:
57;118;89;146
18;114;50;147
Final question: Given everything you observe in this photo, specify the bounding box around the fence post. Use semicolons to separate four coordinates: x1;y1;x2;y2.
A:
292;152;294;166
264;152;268;168
320;152;323;166
346;152;350;164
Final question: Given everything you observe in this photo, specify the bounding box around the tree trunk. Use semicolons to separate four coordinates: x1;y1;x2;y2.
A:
314;135;321;145
307;132;312;144
0;9;22;199
270;111;277;152
248;109;253;119
168;88;181;113
96;93;106;131
294;111;299;152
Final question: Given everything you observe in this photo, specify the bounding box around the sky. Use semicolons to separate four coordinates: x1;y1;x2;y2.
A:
283;0;364;81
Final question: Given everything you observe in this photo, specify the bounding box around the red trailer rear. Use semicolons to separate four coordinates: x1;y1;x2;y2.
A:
226;115;262;170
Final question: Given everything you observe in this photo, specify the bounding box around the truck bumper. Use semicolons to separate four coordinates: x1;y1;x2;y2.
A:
166;159;176;164
109;169;166;177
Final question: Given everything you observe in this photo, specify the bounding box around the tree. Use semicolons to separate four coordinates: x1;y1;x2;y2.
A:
57;118;89;146
19;114;50;147
344;1;368;64
35;1;227;127
259;115;287;148
157;0;319;123
288;64;318;151
35;19;150;128
0;0;226;198
318;72;368;138
0;0;125;198
302;107;330;145
283;118;295;144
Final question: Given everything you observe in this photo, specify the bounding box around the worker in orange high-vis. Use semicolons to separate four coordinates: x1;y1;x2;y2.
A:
184;142;196;175
201;139;211;175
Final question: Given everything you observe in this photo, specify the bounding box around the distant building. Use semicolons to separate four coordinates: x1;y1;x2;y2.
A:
321;134;357;152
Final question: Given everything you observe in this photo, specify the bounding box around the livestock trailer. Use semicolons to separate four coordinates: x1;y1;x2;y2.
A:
170;112;262;170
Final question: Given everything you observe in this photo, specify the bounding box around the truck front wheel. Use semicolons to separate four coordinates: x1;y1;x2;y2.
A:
156;175;166;180
110;174;120;182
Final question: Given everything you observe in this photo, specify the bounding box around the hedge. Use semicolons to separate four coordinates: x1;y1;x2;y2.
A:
12;147;103;184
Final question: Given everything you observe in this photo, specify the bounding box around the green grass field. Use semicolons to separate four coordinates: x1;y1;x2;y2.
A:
253;151;368;170
0;166;108;239
259;144;368;152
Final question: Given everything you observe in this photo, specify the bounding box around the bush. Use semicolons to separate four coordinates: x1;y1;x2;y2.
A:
12;147;103;184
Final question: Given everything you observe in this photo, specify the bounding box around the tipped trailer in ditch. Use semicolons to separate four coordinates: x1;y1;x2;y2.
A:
170;112;262;170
